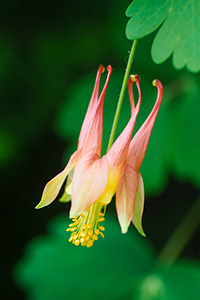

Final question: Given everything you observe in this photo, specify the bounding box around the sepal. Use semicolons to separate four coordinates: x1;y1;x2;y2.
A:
132;172;146;237
70;153;108;217
59;170;73;203
116;164;139;234
35;150;80;209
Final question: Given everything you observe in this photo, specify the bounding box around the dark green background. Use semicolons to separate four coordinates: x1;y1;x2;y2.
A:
1;0;199;299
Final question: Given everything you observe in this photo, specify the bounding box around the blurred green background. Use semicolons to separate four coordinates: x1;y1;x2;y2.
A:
1;0;199;299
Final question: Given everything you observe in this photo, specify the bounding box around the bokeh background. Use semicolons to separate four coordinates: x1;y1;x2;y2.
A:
1;0;200;299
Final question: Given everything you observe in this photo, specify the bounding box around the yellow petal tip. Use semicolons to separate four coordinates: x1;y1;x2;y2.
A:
121;223;128;234
35;203;42;209
138;227;146;237
35;200;45;209
69;210;78;219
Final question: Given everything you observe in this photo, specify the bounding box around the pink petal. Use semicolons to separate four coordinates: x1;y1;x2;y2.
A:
132;172;146;236
107;75;141;170
86;65;105;111
127;74;139;109
70;153;108;217
78;66;112;156
35;150;80;209
127;79;163;171
116;164;139;233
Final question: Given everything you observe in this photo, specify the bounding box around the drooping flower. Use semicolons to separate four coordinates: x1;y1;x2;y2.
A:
36;65;112;210
36;65;163;248
116;79;163;235
64;75;142;247
66;77;163;247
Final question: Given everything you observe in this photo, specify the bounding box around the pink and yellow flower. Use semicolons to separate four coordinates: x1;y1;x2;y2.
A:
36;65;163;247
36;65;112;210
116;79;163;235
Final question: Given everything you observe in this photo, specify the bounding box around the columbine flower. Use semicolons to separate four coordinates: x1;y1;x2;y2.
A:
116;80;163;236
36;65;163;248
64;75;141;247
36;65;112;210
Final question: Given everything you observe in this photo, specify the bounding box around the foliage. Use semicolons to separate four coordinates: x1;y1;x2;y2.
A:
126;0;200;72
14;214;200;300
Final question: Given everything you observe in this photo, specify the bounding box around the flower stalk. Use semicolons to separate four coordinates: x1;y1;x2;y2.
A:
107;39;138;151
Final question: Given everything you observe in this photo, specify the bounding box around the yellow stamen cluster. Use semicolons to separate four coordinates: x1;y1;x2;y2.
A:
66;202;106;247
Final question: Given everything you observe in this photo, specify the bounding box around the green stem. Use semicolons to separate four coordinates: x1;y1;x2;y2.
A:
157;196;200;265
106;39;138;152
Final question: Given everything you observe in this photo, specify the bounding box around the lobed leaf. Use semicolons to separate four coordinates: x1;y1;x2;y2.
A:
13;214;155;300
126;0;200;72
126;0;170;39
13;215;200;300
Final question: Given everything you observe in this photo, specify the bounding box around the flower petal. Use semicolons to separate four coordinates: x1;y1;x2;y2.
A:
59;169;74;203
127;74;138;109
70;153;108;217
35;150;80;209
89;65;105;108
107;75;141;170
96;166;122;205
78;66;112;155
116;164;139;234
132;172;146;237
59;191;71;203
127;80;163;171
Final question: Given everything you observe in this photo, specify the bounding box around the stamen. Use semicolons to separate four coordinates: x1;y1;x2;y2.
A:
99;232;105;238
67;201;106;247
74;240;80;246
95;229;100;235
99;226;105;231
98;218;105;222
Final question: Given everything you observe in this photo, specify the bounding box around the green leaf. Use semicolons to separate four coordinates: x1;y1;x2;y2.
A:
14;214;200;300
13;213;155;300
126;0;200;72
126;0;171;39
